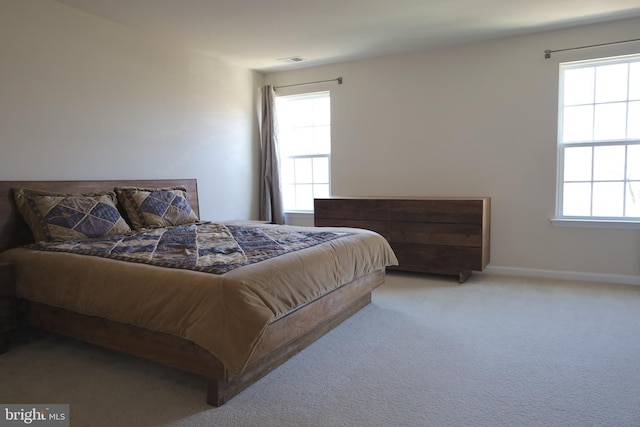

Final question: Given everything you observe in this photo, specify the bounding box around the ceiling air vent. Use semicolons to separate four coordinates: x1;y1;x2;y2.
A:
277;56;306;63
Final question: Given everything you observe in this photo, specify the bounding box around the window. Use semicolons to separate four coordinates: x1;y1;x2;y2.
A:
556;54;640;224
276;91;331;212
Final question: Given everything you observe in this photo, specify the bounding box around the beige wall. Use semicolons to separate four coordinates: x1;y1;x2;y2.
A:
265;17;640;283
0;0;261;221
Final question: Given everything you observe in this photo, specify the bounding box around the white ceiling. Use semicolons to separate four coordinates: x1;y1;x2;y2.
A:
53;0;640;72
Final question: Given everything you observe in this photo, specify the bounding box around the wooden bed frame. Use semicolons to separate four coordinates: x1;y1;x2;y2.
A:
0;179;385;406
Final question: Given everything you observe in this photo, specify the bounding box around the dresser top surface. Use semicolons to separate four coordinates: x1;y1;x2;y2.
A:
315;196;490;201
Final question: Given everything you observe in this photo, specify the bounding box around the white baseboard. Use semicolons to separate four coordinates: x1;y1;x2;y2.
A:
482;266;640;286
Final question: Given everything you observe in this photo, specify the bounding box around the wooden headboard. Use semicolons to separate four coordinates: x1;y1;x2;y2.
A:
0;179;199;252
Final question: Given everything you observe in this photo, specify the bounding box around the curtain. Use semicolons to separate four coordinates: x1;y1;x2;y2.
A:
259;85;284;224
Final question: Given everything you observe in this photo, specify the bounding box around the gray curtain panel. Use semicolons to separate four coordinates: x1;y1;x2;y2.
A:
259;85;284;224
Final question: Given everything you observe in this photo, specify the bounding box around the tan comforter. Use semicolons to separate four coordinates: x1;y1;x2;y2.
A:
0;224;397;375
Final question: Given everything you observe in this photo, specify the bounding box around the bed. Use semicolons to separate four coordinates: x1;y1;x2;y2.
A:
0;179;397;406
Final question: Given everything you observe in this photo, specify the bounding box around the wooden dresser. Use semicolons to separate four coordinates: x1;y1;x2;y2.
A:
314;197;490;282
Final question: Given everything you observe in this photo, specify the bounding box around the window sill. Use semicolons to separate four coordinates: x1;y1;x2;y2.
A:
550;218;640;229
284;211;313;217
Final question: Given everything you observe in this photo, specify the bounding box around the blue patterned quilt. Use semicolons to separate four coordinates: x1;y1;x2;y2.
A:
28;222;351;274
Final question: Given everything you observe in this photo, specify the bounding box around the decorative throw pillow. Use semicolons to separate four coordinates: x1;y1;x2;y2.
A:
14;188;132;243
115;186;199;230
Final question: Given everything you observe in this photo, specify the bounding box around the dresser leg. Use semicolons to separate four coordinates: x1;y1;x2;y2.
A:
458;271;471;283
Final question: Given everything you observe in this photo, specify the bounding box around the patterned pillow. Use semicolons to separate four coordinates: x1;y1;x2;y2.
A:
14;188;132;243
115;186;199;230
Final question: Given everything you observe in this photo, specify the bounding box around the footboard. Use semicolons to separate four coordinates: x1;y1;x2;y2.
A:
208;269;384;405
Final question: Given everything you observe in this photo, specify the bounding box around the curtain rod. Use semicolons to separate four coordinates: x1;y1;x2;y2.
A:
274;77;342;90
544;37;640;59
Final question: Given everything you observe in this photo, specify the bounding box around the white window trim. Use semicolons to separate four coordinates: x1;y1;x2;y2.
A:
550;218;640;229
553;53;640;228
277;90;331;213
284;211;314;219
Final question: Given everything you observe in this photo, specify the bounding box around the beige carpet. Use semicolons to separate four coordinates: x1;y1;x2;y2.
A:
2;271;640;426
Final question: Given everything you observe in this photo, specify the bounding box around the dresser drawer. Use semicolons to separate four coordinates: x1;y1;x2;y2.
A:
388;199;485;224
390;222;483;247
315;198;388;221
392;243;485;271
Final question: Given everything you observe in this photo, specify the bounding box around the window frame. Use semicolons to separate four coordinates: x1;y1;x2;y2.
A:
276;90;331;214
553;53;640;228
